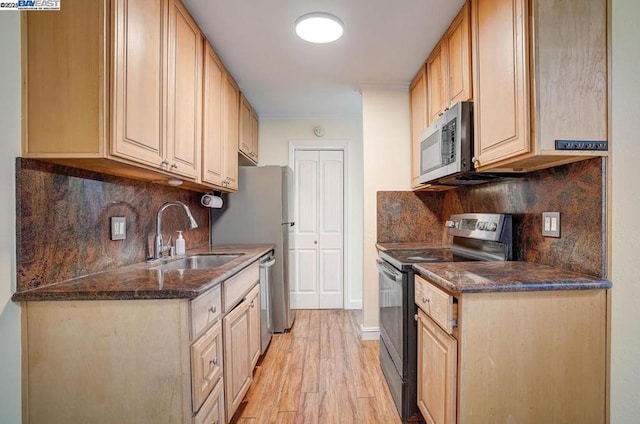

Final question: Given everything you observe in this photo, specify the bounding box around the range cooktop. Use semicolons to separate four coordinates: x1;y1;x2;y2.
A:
379;213;515;271
380;248;479;271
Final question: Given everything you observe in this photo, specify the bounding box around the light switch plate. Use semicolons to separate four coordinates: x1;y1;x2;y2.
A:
111;217;126;240
542;212;560;237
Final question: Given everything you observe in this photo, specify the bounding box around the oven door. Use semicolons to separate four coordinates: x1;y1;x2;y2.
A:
377;259;405;373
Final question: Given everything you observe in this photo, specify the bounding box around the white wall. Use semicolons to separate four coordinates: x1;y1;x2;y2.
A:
361;89;411;336
0;12;22;424
610;0;640;421
258;117;364;308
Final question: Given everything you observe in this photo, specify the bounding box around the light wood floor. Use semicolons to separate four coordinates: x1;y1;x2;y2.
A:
232;309;402;424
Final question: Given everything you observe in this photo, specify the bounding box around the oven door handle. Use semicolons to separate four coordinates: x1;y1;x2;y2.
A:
376;259;403;282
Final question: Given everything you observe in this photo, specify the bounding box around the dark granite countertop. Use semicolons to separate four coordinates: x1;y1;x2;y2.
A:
413;261;612;294
11;244;274;302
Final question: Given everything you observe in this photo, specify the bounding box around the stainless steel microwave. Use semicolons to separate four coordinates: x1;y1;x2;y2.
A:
418;101;473;185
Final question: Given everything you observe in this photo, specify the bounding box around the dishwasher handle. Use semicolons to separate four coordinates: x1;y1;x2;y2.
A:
260;255;276;268
376;259;403;282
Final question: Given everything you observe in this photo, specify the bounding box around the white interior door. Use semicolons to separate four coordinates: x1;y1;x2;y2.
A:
290;150;344;309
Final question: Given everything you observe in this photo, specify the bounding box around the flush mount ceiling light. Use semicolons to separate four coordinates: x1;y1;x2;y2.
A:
295;12;344;44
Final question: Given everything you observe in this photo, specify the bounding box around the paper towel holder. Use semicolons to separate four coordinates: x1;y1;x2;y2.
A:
201;194;223;208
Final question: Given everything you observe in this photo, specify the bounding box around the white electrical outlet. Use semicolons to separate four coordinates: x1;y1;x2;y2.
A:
111;217;126;240
541;212;560;237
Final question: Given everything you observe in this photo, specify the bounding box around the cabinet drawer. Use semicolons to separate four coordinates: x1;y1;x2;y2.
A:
193;377;225;424
191;320;223;413
223;261;259;313
191;284;222;340
415;274;456;333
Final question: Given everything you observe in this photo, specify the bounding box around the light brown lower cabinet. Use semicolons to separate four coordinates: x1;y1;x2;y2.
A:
220;262;260;423
223;289;253;422
21;295;221;424
417;309;457;424
415;274;607;424
194;378;225;424
20;261;264;424
248;284;261;369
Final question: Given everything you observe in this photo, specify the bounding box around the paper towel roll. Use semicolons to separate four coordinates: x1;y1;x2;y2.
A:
201;194;223;208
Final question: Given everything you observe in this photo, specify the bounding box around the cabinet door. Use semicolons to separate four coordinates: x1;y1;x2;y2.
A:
194;378;225;424
112;0;167;167
472;0;530;168
446;1;471;105
248;285;261;368
410;67;427;187
239;94;253;157
202;42;225;187
250;107;259;162
166;0;202;179
24;0;106;156
222;76;239;191
417;309;457;424
223;299;251;421
426;40;447;125
191;320;223;412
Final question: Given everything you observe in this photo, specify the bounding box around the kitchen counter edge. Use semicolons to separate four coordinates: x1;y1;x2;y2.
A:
11;244;275;302
412;261;612;294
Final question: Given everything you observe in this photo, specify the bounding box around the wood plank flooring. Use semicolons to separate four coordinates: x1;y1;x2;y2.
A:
232;309;401;424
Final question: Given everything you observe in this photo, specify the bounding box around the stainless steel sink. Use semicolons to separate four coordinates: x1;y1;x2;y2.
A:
158;254;243;271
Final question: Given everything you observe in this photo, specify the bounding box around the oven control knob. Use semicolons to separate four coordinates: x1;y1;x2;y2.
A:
478;222;485;230
445;220;456;228
488;222;498;231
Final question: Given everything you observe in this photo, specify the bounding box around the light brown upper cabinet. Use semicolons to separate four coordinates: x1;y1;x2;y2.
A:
427;40;448;125
113;0;202;180
223;75;240;191
22;0;242;192
165;0;203;179
202;41;239;192
471;0;607;172
239;94;259;166
410;67;428;188
426;2;471;126
446;3;472;106
111;0;167;169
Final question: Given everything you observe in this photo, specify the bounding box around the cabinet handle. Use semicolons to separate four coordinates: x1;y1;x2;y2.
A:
472;156;480;168
208;306;217;314
250;300;255;308
210;357;218;366
170;163;178;169
422;296;429;303
160;159;169;166
414;314;419;322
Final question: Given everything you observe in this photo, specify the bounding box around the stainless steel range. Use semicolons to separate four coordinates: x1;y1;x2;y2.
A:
377;213;514;422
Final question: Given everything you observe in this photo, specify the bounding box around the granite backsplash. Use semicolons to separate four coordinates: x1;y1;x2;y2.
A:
378;158;605;277
16;158;210;291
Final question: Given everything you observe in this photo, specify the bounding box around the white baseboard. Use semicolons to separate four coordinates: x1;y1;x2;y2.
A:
360;324;380;341
346;299;362;310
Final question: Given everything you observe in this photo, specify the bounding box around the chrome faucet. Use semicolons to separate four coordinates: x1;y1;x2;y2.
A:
151;201;198;261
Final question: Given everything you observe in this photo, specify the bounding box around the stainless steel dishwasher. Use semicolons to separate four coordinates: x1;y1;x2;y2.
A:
259;252;276;354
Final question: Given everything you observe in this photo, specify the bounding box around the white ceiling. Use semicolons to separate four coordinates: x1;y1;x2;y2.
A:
182;0;466;119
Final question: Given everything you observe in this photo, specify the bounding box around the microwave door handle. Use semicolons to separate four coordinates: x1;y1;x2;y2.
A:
376;260;403;282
